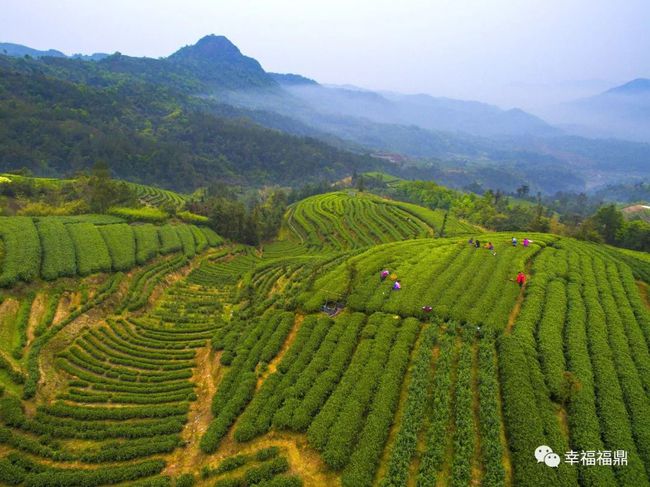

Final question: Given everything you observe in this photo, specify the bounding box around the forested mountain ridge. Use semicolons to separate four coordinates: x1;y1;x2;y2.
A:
0;35;649;195
0;35;276;93
0;65;382;191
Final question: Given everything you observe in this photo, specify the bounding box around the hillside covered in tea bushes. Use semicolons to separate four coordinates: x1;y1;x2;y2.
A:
0;189;649;487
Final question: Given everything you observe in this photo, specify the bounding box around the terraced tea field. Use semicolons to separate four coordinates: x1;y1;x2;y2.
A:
0;216;221;286
284;192;475;250
1;191;649;486
127;183;189;209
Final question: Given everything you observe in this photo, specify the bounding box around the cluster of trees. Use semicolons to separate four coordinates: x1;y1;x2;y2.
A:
188;186;288;246
575;204;650;251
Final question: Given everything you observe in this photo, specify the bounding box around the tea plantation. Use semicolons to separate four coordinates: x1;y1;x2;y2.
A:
0;191;649;486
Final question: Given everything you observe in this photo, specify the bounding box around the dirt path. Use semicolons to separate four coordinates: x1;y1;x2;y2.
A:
0;298;19;354
505;285;525;334
36;314;105;406
258;313;304;387
470;341;483;486
142;257;204;314
556;405;570;438
27;292;47;346
637;281;650;310
505;259;535;334
374;323;428;484
495;352;513;487
200;431;338;487
164;346;220;477
407;344;440;487
52;292;72;325
436;337;461;487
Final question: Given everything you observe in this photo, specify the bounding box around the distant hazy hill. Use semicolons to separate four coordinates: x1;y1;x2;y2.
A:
0;42;66;58
269;72;318;86
0;41;108;61
605;78;650;96
305;86;560;137
1;37;556;139
551;78;650;142
0;36;648;194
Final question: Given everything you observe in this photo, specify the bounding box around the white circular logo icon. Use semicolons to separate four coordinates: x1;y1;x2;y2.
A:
535;445;561;468
535;445;553;463
544;453;561;468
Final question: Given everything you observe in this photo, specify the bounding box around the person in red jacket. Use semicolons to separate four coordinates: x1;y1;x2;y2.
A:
516;271;526;287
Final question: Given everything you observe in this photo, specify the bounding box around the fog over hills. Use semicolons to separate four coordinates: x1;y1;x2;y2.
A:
542;78;650;143
0;34;649;194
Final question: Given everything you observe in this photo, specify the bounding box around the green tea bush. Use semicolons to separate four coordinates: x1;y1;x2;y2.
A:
36;218;76;280
99;223;136;271
66;222;112;275
0;217;41;286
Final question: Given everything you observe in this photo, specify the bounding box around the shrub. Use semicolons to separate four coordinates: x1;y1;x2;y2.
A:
36;218;76;280
159;225;183;254
99;223;136;271
133;224;161;264
65;222;112;275
108;206;168;223
0;216;41;286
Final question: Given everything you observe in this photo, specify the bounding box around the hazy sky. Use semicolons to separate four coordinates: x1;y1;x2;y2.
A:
2;0;649;109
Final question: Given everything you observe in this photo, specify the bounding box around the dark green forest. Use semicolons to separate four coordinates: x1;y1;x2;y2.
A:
0;63;381;191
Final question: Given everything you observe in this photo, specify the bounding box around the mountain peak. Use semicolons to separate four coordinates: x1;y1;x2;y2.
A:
169;35;244;63
167;34;277;90
604;78;650;96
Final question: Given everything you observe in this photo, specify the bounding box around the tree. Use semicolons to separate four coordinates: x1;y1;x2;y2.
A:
575;218;603;243
592;204;625;244
617;220;650;252
356;174;365;192
79;162;134;213
207;197;247;242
